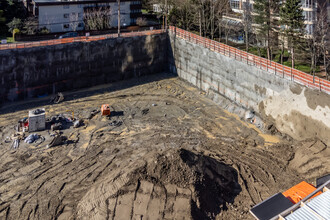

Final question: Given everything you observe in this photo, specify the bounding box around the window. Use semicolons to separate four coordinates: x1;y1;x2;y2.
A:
131;1;141;5
230;0;240;9
78;13;82;17
64;13;69;18
63;24;69;29
63;5;70;9
78;23;83;28
303;0;314;8
304;11;315;22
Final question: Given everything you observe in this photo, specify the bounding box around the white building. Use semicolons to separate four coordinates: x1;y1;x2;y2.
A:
27;0;142;33
228;0;318;35
152;3;172;14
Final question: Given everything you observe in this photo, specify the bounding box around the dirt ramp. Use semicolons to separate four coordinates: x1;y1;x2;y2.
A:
76;148;241;219
289;140;330;181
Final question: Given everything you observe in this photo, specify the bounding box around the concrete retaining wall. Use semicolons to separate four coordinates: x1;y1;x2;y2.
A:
168;32;330;145
0;33;167;103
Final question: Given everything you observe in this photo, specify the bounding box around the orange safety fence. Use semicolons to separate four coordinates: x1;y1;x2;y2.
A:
0;29;165;51
169;26;330;95
282;181;322;204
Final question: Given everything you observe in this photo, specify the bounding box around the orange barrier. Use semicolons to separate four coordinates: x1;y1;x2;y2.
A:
169;26;330;94
282;181;322;204
0;29;165;51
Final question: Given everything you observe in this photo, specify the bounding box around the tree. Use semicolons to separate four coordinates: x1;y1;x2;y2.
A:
7;17;22;34
168;0;197;31
316;2;329;80
0;0;26;36
69;12;79;32
253;0;280;60
222;18;243;44
242;0;252;51
0;10;6;35
84;7;111;31
280;0;305;69
136;17;148;26
22;17;38;35
0;10;5;24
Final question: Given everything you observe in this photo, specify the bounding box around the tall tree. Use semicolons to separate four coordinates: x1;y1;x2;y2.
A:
242;0;252;51
316;1;329;80
0;10;6;35
280;0;305;69
253;0;280;60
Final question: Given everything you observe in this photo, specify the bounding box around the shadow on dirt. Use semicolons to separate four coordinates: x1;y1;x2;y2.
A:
179;149;242;220
0;73;177;115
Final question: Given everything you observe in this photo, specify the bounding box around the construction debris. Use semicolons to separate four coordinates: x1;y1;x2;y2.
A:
11;139;19;149
24;133;39;144
101;104;111;116
84;109;100;119
51;123;63;131
47;134;64;148
73;119;83;128
50;92;64;104
109;120;123;127
141;108;149;115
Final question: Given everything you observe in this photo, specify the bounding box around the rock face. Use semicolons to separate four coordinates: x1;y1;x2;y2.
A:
0;33;167;103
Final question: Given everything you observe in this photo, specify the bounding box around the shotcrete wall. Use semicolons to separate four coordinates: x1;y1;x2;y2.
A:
168;32;330;145
0;33;167;103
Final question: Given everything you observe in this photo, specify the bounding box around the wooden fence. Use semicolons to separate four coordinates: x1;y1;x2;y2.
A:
169;26;330;94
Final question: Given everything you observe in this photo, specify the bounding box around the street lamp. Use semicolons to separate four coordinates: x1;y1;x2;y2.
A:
118;0;120;37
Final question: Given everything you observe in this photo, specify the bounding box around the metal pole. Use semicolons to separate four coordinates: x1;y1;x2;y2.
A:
165;0;168;32
118;0;121;37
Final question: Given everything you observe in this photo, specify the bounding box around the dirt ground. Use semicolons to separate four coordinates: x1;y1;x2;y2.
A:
0;73;329;220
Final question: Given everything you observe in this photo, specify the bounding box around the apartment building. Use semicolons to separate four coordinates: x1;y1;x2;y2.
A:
228;0;318;35
24;0;142;33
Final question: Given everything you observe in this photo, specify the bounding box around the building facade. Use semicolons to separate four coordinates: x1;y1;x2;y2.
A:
25;0;142;33
228;0;319;35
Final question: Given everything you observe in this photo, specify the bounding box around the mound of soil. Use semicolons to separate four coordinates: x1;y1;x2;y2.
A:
75;148;241;220
131;149;242;218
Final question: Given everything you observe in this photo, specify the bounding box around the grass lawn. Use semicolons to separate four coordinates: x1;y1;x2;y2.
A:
244;46;318;74
0;36;14;43
6;37;14;43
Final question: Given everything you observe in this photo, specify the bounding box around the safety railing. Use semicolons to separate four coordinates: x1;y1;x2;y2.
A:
169;26;330;94
0;29;165;51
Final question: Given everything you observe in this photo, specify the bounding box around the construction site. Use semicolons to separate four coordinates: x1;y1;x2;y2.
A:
0;29;329;220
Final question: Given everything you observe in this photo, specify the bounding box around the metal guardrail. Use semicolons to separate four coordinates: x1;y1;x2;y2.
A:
169;26;330;94
0;29;165;51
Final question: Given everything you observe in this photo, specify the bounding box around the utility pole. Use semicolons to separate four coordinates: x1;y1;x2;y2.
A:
165;0;168;31
118;0;121;37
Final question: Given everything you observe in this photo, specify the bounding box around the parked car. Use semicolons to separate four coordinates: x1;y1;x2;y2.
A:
58;32;78;39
